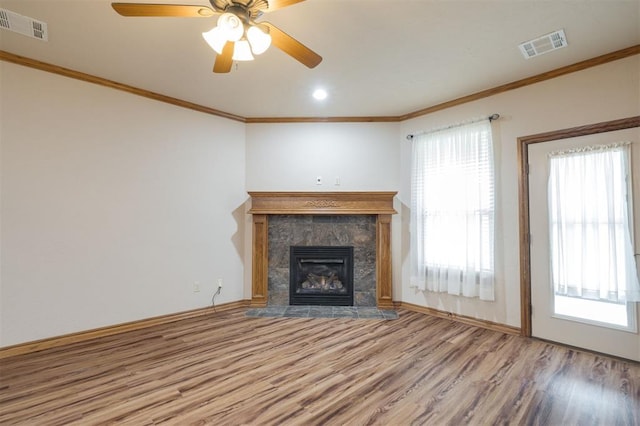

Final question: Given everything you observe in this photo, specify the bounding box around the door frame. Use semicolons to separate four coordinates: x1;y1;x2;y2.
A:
517;115;640;336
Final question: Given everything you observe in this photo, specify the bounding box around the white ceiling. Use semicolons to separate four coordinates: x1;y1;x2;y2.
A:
1;0;638;119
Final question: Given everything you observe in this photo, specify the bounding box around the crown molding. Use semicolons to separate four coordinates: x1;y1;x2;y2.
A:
0;50;246;123
398;44;640;121
2;44;638;124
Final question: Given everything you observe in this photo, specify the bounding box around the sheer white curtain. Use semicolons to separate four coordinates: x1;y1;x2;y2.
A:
410;119;495;301
548;142;640;303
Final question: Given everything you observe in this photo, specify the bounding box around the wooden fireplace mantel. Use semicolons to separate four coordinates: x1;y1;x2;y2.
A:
248;191;397;215
248;192;397;309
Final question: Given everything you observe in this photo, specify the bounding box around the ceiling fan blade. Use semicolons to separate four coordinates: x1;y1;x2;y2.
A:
112;3;215;17
213;42;234;73
264;0;306;11
263;22;322;69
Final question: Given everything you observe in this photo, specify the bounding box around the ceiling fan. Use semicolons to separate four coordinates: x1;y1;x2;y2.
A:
111;0;322;73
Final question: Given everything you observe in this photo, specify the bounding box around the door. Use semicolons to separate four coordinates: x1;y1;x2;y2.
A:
529;127;640;361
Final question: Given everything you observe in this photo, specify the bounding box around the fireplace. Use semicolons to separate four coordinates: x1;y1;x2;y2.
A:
290;246;354;306
248;192;397;309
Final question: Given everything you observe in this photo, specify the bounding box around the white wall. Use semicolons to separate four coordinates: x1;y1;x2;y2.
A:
246;123;400;191
399;55;640;327
0;62;247;346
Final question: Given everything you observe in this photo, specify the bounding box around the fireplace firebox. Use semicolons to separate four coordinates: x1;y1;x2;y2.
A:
289;246;354;306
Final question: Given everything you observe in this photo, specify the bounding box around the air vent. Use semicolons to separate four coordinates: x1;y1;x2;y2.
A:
518;29;567;59
0;8;48;41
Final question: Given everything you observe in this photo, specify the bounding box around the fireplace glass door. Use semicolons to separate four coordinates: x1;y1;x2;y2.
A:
290;246;354;306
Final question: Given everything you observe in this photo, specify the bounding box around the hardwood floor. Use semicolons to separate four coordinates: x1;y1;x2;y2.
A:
1;308;638;425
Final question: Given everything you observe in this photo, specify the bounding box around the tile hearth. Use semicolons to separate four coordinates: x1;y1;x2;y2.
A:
245;306;399;320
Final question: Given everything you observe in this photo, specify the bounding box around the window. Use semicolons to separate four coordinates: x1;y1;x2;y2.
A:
548;142;640;329
410;119;495;300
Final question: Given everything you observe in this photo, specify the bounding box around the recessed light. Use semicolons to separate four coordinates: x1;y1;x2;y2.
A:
312;88;328;101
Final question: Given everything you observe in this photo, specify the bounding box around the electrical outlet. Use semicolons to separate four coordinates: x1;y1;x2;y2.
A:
316;176;322;185
193;281;201;293
217;278;223;288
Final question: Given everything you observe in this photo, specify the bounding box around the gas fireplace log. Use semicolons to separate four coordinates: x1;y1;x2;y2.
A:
304;273;343;290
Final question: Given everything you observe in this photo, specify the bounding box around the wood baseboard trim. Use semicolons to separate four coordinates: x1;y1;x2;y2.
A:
0;300;250;359
396;301;521;336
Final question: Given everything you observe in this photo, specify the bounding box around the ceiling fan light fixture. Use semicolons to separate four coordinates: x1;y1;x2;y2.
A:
247;25;271;55
111;0;323;73
202;26;226;54
217;12;243;42
232;39;254;61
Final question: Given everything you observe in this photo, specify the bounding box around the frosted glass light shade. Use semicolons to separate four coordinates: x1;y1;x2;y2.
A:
247;25;271;55
232;39;254;61
202;26;226;54
217;12;243;42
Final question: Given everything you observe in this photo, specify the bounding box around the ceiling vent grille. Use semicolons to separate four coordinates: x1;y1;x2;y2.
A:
518;29;567;59
0;8;48;41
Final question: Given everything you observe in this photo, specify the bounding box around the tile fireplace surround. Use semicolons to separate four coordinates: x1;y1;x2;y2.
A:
248;192;397;309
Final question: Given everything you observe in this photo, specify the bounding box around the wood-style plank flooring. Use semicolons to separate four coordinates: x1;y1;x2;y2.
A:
1;308;638;425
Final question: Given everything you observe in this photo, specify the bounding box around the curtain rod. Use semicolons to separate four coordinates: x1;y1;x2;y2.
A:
406;113;500;140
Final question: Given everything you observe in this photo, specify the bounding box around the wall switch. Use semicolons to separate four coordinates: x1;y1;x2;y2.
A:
316;176;322;185
193;281;201;292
